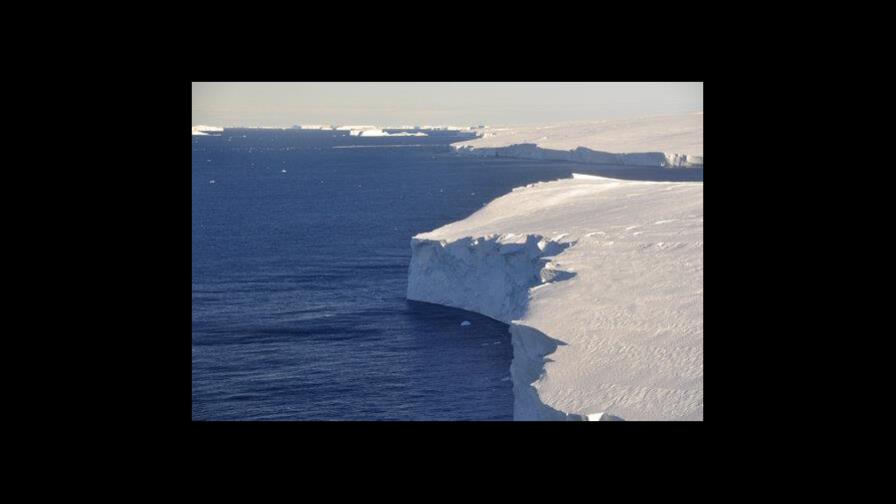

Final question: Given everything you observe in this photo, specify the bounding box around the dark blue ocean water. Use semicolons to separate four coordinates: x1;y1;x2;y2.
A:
191;128;702;421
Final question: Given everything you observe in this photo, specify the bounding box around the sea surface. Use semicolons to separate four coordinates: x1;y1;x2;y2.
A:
191;128;702;420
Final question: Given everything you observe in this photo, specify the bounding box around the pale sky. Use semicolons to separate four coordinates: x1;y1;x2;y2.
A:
192;82;703;127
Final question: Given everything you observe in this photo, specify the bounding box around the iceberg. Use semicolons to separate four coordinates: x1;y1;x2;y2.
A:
294;124;333;130
336;125;377;131
192;125;224;136
407;174;703;421
355;129;388;137
386;131;428;137
350;129;428;137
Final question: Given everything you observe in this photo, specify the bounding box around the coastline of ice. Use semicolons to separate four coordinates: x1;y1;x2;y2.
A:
451;113;703;168
407;174;703;420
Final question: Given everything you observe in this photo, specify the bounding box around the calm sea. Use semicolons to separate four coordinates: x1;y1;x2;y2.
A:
191;128;701;420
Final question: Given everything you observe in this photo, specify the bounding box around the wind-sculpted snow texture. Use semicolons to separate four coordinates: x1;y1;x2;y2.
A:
407;174;703;420
452;113;703;168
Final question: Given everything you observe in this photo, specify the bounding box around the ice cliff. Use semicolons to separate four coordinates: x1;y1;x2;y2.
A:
451;113;703;168
407;174;703;421
453;144;703;168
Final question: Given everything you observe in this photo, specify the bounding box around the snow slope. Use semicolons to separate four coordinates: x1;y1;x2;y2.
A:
407;174;703;420
452;113;703;168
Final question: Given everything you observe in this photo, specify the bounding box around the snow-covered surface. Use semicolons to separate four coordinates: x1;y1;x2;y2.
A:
407;174;703;420
452;113;703;167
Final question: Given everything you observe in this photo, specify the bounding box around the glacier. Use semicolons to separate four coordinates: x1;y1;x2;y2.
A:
409;113;703;420
451;113;703;168
407;173;703;421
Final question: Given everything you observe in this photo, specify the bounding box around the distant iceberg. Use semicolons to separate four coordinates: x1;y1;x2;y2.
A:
420;125;466;131
294;124;333;130
336;125;377;131
387;131;428;137
192;125;223;136
349;129;428;137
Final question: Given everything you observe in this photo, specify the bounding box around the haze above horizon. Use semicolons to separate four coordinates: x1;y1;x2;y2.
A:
192;82;703;128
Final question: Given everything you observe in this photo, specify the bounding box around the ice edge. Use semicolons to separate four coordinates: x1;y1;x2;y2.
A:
406;231;589;421
451;143;703;168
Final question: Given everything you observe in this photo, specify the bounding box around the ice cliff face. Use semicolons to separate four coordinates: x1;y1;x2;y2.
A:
453;144;703;168
407;234;571;323
407;174;703;421
407;233;582;421
451;113;703;168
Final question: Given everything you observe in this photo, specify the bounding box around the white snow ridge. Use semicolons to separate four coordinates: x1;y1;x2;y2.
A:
407;174;703;421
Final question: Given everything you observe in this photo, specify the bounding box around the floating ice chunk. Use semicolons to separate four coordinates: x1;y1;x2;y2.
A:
460;321;471;326
281;169;287;173
209;180;215;184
